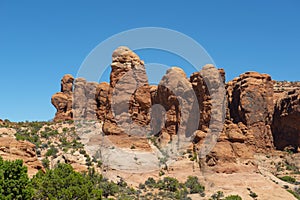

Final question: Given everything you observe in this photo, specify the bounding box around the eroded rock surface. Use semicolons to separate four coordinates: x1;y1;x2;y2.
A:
0;137;44;177
103;46;151;136
227;72;274;150
51;74;74;121
272;89;300;150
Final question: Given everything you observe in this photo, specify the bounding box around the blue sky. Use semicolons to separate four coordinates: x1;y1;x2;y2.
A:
0;1;299;122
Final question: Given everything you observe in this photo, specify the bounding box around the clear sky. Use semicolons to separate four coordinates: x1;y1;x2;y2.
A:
1;1;299;122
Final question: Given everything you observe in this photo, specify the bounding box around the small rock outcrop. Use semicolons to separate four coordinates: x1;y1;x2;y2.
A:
51;74;74;121
0;137;44;177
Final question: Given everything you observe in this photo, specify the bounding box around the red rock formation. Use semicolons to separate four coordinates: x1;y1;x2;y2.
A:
52;74;108;122
149;66;205;147
227;72;274;150
96;82;110;121
0;137;44;177
152;67;182;139
103;46;151;136
195;71;275;168
51;47;300;170
203;120;255;167
190;70;211;131
51;74;74;121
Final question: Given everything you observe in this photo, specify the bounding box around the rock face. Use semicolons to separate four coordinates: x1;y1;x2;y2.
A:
103;46;151;136
272;89;300;150
73;78;98;120
0;137;44;177
150;67;200;145
227;72;274;150
191;68;255;168
196;71;276;169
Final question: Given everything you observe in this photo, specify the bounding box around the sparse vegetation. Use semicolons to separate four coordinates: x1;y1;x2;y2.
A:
184;176;205;195
249;191;258;198
224;195;243;200
41;158;50;169
45;145;59;157
288;188;300;199
210;191;243;200
279;175;296;184
189;152;198;161
159;170;165;176
210;191;224;200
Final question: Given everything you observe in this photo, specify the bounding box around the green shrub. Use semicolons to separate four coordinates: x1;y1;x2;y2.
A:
159;170;165;176
0;157;33;199
41;158;50;169
160;177;179;192
79;149;86;155
249;191;258;198
72;139;84;149
225;195;243;200
41;130;59;139
45;146;59;157
288;188;300;200
185;176;205;194
31;163;103;199
97;160;103;168
100;181;119;198
279;176;296;184
210;191;224;200
145;177;156;188
139;183;146;190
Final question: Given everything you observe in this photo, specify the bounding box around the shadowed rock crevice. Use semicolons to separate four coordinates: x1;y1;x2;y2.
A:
272;89;300;151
